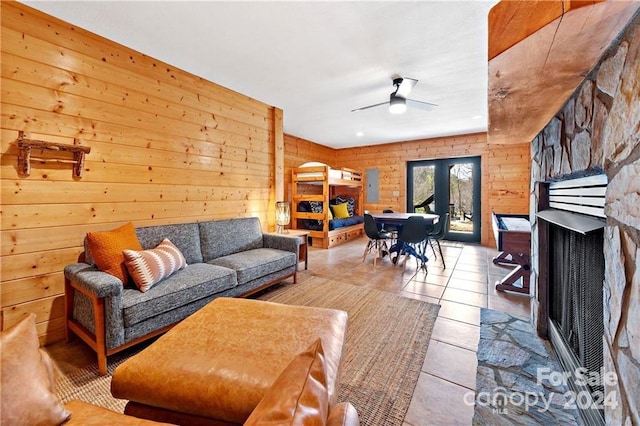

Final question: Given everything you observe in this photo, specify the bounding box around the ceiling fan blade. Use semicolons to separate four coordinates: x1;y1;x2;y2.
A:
395;78;418;98
351;101;389;112
406;98;438;111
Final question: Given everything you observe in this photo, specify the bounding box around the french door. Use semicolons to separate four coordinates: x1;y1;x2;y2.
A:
407;156;481;243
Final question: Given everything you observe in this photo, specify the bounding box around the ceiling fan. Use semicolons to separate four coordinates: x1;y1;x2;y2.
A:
351;77;438;114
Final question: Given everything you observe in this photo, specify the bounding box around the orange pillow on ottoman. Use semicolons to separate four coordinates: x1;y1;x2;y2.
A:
86;222;142;285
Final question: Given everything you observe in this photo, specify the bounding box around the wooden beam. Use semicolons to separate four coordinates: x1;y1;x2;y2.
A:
488;1;640;145
489;0;603;60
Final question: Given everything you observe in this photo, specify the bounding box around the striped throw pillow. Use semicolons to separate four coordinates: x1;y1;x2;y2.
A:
123;238;187;292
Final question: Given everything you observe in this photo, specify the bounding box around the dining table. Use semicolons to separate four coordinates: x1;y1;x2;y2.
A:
370;212;440;267
370;212;440;226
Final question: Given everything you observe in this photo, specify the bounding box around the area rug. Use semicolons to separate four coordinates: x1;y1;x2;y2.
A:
261;277;440;425
52;276;440;425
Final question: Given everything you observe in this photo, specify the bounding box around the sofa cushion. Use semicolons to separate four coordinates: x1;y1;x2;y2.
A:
87;222;143;285
1;314;71;426
124;239;187;292
121;263;237;327
244;339;328;426
136;222;203;264
199;218;263;261
208;248;296;285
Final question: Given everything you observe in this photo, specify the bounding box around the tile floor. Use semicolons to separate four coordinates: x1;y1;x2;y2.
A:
296;236;531;426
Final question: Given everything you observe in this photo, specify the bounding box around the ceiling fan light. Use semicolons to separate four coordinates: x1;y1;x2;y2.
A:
389;96;406;114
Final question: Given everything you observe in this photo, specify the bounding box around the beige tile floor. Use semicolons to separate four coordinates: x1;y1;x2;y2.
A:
295;236;531;426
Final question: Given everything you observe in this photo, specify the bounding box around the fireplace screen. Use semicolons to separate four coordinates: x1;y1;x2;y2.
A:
549;224;605;396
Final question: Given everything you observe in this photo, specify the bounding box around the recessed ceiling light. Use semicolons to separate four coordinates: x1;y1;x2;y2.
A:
356;131;364;137
472;115;483;120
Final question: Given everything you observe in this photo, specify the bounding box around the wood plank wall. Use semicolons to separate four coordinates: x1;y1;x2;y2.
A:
333;133;531;247
1;3;280;344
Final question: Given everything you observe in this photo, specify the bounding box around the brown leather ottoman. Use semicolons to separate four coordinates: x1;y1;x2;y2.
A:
111;297;348;425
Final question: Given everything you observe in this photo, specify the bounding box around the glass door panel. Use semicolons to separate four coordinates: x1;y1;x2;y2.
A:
411;164;436;214
449;163;475;235
407;156;480;243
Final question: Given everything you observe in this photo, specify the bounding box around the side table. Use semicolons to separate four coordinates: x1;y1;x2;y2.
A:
266;230;309;270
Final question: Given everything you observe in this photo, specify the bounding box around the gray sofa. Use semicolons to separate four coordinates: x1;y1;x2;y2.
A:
64;217;299;375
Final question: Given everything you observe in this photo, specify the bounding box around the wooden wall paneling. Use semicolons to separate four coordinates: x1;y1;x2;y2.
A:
3;294;65;329
2;248;83;282
0;111;272;167
484;143;531;246
2;53;272;132
1;76;271;149
36;318;66;346
1;5;273;117
1;2;278;343
1;200;266;231
1;136;273;188
1;180;271;208
1;273;65;308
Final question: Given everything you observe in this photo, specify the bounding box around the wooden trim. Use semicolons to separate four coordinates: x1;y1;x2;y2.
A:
64;277;74;343
239;271;297;296
274;107;284;202
105;324;175;357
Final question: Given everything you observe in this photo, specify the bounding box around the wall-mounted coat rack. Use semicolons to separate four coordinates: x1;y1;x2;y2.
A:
17;132;91;178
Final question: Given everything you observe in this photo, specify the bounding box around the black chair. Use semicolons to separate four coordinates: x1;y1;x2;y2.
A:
428;213;449;268
396;216;430;271
381;209;399;241
362;214;392;266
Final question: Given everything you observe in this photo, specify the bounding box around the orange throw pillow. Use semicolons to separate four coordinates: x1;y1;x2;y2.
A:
86;222;142;285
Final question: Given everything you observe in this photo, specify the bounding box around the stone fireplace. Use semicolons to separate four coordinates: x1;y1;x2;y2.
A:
535;174;608;424
529;11;640;425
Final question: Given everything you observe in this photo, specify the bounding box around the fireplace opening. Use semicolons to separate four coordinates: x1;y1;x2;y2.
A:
536;174;607;426
548;224;604;422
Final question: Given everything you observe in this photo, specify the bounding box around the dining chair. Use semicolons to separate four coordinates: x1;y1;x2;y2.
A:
395;216;429;271
381;209;399;242
362;214;392;266
427;212;449;268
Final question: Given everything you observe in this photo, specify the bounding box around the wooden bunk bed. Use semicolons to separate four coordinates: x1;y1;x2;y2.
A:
291;164;364;248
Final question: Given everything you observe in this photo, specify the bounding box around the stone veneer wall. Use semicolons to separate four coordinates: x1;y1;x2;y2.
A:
529;12;639;424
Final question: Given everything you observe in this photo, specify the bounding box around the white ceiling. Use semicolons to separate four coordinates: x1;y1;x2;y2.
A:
22;1;496;149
